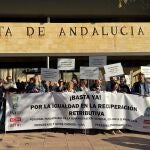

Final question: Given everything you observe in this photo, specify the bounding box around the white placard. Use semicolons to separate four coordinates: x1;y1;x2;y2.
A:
89;56;107;67
104;63;124;77
125;75;131;85
141;66;150;78
41;68;59;81
57;59;75;70
104;74;110;82
80;67;99;80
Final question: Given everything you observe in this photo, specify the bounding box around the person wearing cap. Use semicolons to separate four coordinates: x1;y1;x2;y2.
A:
131;72;149;96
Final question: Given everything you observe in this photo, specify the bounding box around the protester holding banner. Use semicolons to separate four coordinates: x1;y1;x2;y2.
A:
106;77;116;92
79;79;89;92
0;79;5;111
56;79;66;92
90;79;105;92
65;81;76;93
27;75;45;93
110;82;123;135
42;80;51;92
111;82;120;93
131;72;149;96
50;82;59;92
119;75;131;94
0;79;5;131
72;78;81;92
25;77;35;93
3;76;17;93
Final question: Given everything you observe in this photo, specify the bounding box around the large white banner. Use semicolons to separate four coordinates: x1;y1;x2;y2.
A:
6;92;150;133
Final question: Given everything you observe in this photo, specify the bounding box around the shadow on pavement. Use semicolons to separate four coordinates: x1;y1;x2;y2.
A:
102;135;150;150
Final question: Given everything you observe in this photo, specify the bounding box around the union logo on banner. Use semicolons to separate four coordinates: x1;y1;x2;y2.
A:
10;117;22;123
144;120;150;124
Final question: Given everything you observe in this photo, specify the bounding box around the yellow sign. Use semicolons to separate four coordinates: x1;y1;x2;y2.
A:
0;23;149;54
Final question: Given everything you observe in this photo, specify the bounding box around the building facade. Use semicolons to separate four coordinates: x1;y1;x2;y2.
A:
0;0;150;82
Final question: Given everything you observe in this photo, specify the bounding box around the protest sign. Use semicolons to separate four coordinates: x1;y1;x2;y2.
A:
141;66;150;78
104;63;124;77
41;68;59;81
57;59;75;70
80;67;99;80
104;74;110;82
89;56;107;68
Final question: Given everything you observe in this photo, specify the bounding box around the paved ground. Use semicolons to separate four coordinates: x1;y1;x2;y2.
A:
0;130;149;150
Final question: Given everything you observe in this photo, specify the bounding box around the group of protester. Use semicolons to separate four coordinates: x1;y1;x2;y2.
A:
0;72;150;95
14;72;150;95
0;72;150;112
0;72;150;134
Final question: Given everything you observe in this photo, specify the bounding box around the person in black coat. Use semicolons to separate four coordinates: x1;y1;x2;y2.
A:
119;75;131;94
106;76;116;92
131;72;149;96
90;79;105;91
56;79;66;92
0;79;5;111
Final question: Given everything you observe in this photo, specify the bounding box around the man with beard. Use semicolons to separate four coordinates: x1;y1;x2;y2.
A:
131;72;149;96
119;75;131;94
